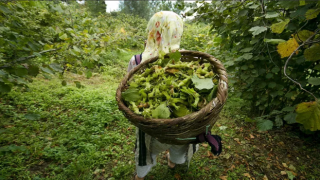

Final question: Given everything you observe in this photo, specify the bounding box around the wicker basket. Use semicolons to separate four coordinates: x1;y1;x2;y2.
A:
116;50;228;145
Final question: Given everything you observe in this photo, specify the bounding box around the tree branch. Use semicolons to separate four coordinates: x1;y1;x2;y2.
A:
283;28;320;102
0;49;59;69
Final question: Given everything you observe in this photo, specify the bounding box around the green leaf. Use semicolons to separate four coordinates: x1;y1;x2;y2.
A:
49;63;63;73
74;81;83;89
168;51;181;63
122;88;141;102
152;103;170;119
191;75;214;90
295;101;320;131
286;171;295;180
266;73;273;79
86;70;92;79
271;19;290;34
240;47;253;52
268;82;276;88
15;67;28;76
284;112;297;124
294;30;314;43
249;26;267;36
33;52;42;57
264;39;286;44
25;113;41;120
304;44;320;61
61;80;67;86
242;53;253;60
59;33;68;40
238;9;248;17
282;106;295;112
73;46;81;53
28;65;39;77
173;104;190;117
40;67;54;74
257;120;273;131
248;4;259;9
308;77;320;85
305;8;320;20
271;67;280;73
0;5;11;14
265;12;279;18
314;64;320;71
0;82;11;93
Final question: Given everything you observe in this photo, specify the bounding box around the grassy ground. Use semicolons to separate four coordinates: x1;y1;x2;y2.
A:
1;50;320;180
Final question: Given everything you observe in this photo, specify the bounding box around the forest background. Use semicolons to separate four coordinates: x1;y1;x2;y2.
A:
0;0;320;179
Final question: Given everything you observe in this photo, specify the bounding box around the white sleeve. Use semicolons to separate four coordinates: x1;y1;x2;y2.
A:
127;56;135;72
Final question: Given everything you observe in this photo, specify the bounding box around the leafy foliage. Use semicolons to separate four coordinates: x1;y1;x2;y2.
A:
190;0;320;131
295;101;320;131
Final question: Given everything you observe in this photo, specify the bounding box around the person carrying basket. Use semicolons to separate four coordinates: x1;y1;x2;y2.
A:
126;11;224;180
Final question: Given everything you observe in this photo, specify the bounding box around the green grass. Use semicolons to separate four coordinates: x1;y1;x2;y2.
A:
1;49;320;180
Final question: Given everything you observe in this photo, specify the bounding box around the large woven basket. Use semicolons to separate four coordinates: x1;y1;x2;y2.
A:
116;50;228;145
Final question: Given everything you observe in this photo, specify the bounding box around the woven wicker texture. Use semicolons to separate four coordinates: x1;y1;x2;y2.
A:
116;50;228;145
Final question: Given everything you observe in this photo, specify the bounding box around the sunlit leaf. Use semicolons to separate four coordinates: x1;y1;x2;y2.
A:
271;19;290;34
191;75;214;90
152;103;170;119
277;38;299;58
59;33;68;40
49;63;63;73
305;8;320;20
265;12;279;18
173;104;190;117
304;44;320;61
168;51;181;63
264;39;286;44
249;26;267;36
295;101;320;131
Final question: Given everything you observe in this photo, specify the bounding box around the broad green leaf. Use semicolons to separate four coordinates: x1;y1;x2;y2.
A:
249;4;259;9
191;75;214;90
33;52;42;57
122;88;141;102
24;113;41;120
249;26;267;36
304;44;320;61
86;70;92;79
238;9;248;17
59;33;68;40
305;8;320;20
294;30;314;43
257;120;273;131
28;65;39;77
49;63;63;73
242;53;253;60
73;46;81;53
308;77;320;85
271;67;280;73
314;64;320;71
15;67;28;76
0;5;11;14
282;106;295;112
61;80;67;86
266;73;273;79
295;101;320;131
240;47;253;52
40;67;54;74
173;104;190;117
264;39;285;44
286;171;295;180
152;103;170;119
284;112;297;124
271;19;290;34
265;12;279;18
277;38;299;58
43;74;52;80
0;82;11;93
168;51;181;63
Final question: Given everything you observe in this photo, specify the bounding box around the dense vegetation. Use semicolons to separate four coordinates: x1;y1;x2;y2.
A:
0;0;320;179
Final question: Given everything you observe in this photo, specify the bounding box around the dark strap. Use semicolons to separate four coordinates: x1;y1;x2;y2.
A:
138;129;147;166
196;131;222;156
134;54;142;65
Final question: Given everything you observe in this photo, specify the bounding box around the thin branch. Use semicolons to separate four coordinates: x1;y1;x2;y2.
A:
283;28;320;102
0;49;59;69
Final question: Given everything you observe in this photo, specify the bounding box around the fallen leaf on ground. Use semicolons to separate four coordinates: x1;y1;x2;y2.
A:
243;173;251;178
174;173;181;180
250;134;255;138
281;171;287;175
289;164;296;171
263;175;268;180
219;176;228;180
282;163;288;168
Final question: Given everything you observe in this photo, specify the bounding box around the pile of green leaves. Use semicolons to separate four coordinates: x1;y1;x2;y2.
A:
122;52;219;119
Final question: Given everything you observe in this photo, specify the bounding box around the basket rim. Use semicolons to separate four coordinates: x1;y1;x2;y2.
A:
116;50;228;124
